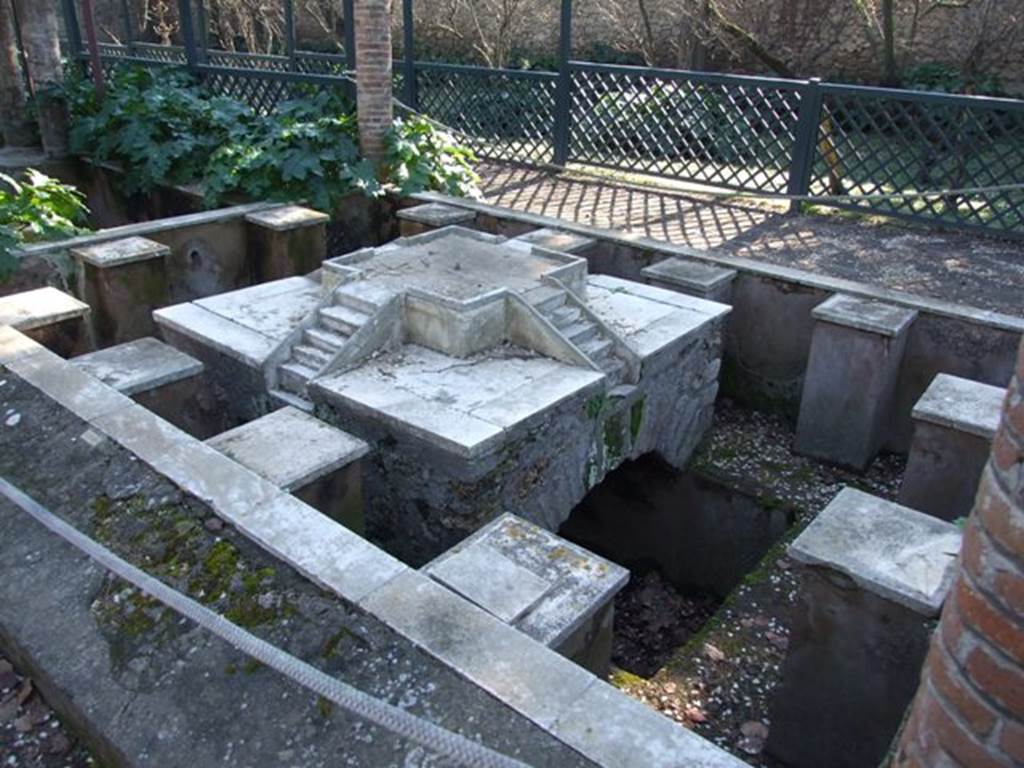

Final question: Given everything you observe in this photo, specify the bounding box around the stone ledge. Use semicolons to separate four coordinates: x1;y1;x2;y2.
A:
70;235;170;268
71;337;203;396
789;487;961;615
511;227;597;254
0;288;89;331
811;293;918;338
912;373;1005;440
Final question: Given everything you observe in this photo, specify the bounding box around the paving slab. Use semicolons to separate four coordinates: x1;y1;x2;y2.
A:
244;204;329;231
0;287;89;330
206;405;368;491
397;202;477;227
71;337;203;396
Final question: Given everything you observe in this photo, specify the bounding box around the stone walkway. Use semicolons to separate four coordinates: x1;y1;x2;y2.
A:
477;164;1024;317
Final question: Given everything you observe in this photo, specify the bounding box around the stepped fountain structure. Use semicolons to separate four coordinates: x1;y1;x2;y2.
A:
155;226;729;563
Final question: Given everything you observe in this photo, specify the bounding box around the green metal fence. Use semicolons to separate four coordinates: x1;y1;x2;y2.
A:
62;0;1024;239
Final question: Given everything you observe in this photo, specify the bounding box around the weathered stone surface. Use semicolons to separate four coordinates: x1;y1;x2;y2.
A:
811;292;918;337
244;205;329;232
0;372;595;767
0;287;89;330
396;202;476;228
641;257;737;303
796;296;914;469
70;235;169;268
206;405;368;491
911;372;1004;439
510;228;597;254
788;487;961;615
71;337;203;396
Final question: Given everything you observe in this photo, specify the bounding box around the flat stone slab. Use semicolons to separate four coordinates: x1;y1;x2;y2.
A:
512;228;596;254
71;337;203;395
335;230;570;303
70;235;170;268
0;287;89;331
206;405;369;491
245;204;329;231
641;257;737;292
912;373;1005;440
424;513;629;647
315;344;604;458
397;202;476;227
585;275;730;357
812;293;917;337
789;487;961;615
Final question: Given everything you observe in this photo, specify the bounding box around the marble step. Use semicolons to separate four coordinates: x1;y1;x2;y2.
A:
580;336;613;361
279;360;316;395
550;305;581;328
269;387;313;412
320;304;370;336
293;344;332;370
529;286;567;314
564;321;599;346
304;325;348;353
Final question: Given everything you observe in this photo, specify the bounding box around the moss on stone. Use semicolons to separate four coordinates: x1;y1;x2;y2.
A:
629;398;645;443
604;412;624;464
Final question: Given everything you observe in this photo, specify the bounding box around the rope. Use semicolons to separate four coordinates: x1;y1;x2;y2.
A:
0;477;531;768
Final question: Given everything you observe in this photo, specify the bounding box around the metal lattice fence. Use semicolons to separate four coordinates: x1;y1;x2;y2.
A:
568;64;805;194
63;0;1024;239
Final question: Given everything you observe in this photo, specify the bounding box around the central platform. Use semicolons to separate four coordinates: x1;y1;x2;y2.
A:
156;227;730;563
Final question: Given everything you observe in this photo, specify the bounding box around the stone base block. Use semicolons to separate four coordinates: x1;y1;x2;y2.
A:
245;205;329;282
898;373;1004;521
422;513;628;676
767;488;960;768
795;294;917;470
0;287;92;357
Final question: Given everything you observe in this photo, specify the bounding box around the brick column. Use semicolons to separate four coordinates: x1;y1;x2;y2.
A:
354;0;394;163
894;340;1024;767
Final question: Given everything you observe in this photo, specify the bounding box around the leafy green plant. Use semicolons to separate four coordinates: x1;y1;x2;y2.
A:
67;64;480;212
0;169;90;279
384;116;479;198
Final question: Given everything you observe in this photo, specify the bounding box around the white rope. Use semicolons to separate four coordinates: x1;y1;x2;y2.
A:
0;477;532;768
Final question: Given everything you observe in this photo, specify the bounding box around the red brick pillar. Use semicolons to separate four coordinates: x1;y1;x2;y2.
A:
894;341;1024;767
354;0;394;163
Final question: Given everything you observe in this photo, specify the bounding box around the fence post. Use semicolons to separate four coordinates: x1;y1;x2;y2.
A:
283;0;296;68
343;0;356;71
118;0;133;53
786;77;823;214
176;0;199;73
194;0;209;63
402;0;417;110
60;0;83;61
551;0;573;166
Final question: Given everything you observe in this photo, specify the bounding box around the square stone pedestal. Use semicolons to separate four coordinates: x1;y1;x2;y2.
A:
397;203;476;237
0;286;92;356
245;205;329;282
899;373;1004;521
423;513;629;676
795;293;917;470
206;405;368;533
71;336;206;436
72;236;170;346
767;487;960;768
641;257;737;304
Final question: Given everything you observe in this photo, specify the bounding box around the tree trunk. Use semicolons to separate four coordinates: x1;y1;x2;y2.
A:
881;0;898;86
13;0;67;157
0;5;34;147
354;0;394;164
